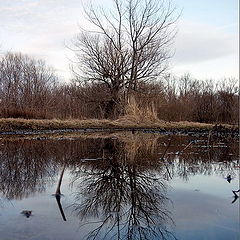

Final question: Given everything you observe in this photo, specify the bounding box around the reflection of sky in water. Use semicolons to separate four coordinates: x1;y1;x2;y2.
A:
171;189;239;239
171;174;239;197
0;134;239;240
169;164;239;240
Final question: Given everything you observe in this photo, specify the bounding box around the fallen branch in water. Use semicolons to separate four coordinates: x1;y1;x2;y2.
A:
232;189;239;204
160;136;173;160
56;164;66;196
177;140;194;155
54;164;67;221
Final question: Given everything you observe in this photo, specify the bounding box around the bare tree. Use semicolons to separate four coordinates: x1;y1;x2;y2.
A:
71;0;178;118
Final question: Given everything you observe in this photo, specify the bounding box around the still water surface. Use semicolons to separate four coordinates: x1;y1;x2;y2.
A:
0;132;239;240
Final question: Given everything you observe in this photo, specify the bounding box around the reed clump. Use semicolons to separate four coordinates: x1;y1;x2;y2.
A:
114;96;162;127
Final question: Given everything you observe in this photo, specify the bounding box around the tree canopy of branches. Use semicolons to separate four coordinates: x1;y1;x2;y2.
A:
72;0;178;118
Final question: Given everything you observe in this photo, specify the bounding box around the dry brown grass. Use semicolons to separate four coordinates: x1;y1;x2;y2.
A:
0;118;113;131
125;96;159;122
113;96;164;128
0;116;237;132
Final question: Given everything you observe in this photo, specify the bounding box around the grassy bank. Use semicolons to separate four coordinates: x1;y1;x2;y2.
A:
0;117;237;133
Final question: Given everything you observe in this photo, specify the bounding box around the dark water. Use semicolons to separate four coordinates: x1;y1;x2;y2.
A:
0;132;239;240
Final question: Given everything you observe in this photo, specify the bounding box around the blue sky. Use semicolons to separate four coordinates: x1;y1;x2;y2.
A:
0;0;238;81
176;0;238;26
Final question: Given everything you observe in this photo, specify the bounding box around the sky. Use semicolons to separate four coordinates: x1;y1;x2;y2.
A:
0;0;238;81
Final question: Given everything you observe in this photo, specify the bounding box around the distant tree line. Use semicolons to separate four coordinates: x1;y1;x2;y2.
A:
0;52;238;124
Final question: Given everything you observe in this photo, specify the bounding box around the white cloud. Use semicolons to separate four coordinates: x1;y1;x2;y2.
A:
171;20;239;79
171;55;239;80
173;20;238;63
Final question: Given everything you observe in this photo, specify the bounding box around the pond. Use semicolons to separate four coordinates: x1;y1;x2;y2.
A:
0;131;239;240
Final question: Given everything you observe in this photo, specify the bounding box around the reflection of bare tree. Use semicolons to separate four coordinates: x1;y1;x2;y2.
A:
67;134;237;239
0;137;112;201
70;140;176;240
0;132;237;225
0;137;101;200
173;140;238;181
0;141;58;200
0;134;237;198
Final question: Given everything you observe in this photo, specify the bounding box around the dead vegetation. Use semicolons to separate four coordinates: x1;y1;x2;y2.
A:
0;52;238;125
0;117;237;133
0;93;237;133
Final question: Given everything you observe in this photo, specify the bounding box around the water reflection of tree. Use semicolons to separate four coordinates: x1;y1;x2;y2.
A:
0;137;115;200
70;139;176;240
67;134;237;239
171;139;238;181
0;133;237;217
0;140;58;200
